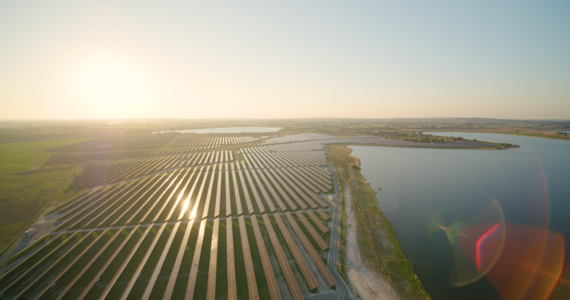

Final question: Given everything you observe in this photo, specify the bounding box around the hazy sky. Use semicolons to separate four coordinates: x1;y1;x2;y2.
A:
1;1;569;119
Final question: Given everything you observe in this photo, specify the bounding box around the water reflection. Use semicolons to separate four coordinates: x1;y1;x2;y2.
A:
351;132;570;299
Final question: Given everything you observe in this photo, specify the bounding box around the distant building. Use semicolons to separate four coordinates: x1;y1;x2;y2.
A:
24;228;36;237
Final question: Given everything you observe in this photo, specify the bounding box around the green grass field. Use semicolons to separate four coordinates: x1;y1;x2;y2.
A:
49;168;87;208
0;167;76;256
0;138;93;173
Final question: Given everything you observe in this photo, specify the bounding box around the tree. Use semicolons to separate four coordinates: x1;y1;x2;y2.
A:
351;164;361;171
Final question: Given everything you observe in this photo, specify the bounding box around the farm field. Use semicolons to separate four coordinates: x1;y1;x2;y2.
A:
0;167;76;256
0;138;93;173
0;132;488;299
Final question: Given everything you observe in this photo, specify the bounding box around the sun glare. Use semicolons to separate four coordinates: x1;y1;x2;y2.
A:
80;59;142;113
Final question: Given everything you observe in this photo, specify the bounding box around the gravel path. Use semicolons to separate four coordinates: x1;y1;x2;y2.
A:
344;181;402;300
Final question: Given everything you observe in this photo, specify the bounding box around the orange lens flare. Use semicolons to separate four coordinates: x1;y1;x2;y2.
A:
476;223;501;271
485;224;564;300
437;200;507;286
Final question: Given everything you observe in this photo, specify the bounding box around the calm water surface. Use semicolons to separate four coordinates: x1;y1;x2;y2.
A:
351;133;570;300
156;126;281;134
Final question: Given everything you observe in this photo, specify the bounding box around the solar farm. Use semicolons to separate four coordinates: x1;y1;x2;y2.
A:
0;133;361;300
0;131;499;299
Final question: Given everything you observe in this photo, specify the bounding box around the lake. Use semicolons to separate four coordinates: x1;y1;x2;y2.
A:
350;133;570;300
155;126;281;134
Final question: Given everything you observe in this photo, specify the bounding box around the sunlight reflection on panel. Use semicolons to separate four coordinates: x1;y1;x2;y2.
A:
181;199;189;216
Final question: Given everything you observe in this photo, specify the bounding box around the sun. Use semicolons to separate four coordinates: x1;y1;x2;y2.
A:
80;59;142;114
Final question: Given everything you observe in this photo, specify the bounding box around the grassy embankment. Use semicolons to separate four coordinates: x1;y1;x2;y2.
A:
0;167;77;257
327;144;430;299
0;138;93;173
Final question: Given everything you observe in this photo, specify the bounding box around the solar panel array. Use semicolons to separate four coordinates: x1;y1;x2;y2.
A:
0;134;340;300
149;136;265;155
70;150;234;190
260;133;339;145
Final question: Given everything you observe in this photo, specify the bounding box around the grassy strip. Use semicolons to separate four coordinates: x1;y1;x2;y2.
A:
333;162;349;286
327;145;430;299
47;166;89;209
0;167;76;257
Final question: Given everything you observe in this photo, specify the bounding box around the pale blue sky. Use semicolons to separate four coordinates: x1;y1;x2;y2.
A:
1;1;569;119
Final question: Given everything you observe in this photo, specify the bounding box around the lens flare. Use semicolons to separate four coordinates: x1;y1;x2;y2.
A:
476;223;500;271
430;152;565;298
427;206;454;247
480;154;566;300
437;200;507;286
434;198;565;299
548;267;570;298
485;224;564;300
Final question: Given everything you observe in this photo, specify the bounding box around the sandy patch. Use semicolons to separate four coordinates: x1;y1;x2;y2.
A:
344;183;401;300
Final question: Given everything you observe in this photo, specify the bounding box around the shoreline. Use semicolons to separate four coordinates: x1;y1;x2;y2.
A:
326;144;431;299
327;143;517;151
422;130;570;141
